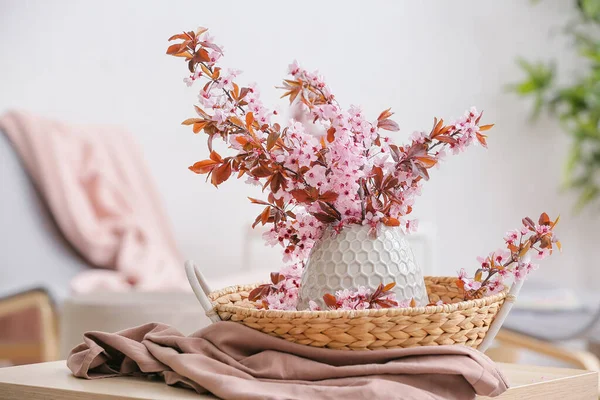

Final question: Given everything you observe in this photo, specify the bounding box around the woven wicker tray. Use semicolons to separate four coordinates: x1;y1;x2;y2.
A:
185;261;515;351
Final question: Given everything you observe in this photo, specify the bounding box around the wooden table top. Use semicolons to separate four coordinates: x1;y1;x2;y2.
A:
0;361;597;399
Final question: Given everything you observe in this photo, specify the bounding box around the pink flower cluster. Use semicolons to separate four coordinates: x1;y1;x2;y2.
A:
168;28;494;310
308;287;404;311
458;213;560;299
309;282;404;311
248;264;302;311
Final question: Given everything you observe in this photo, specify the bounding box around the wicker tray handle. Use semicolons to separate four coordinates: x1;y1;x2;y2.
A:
185;260;222;323
184;259;523;351
478;278;523;352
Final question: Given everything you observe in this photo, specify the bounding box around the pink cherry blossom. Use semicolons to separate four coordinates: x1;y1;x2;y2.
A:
463;280;482;291
304;165;327;187
169;30;501;310
503;229;519;244
477;256;491;269
534;248;550;260
404;219;419;234
536;224;552;235
491;249;511;265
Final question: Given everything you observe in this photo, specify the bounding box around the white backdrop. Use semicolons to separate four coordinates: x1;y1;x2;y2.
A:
1;0;596;289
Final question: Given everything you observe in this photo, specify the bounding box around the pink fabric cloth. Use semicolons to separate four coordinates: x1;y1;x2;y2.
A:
68;321;509;400
0;111;187;292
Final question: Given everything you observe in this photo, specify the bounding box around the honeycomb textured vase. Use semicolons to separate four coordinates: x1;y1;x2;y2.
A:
298;224;429;309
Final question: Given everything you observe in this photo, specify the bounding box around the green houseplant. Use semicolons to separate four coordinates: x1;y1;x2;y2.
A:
512;0;600;210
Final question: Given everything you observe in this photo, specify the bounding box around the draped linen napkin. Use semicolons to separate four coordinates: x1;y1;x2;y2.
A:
0;110;187;292
68;321;509;400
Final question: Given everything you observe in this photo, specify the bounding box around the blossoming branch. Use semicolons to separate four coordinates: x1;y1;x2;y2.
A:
168;27;494;310
168;27;493;253
458;212;561;300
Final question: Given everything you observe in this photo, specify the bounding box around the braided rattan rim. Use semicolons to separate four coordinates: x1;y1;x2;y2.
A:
208;276;508;319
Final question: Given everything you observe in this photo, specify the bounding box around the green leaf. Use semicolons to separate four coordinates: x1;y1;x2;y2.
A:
575;184;599;212
580;0;600;21
563;141;582;186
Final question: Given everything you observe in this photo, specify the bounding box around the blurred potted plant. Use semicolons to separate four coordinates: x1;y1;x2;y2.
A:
511;0;600;210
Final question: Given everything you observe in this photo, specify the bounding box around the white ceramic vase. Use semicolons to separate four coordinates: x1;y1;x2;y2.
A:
297;224;429;310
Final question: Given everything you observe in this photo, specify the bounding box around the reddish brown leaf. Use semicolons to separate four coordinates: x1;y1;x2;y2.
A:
267;130;280;151
551;215;560;229
248;197;270;206
313;212;338;223
168;33;190;41
195;27;208;36
382;217;400;227
248;287;262;301
327;127;336;143
270;172;284;193
377;108;394;121
211;161;232;186
435;135;458;145
429;118;445;138
192;121;208;133
318;191;339;202
232;82;240;99
479;124;494;132
540;234;552;249
228;116;245;128
166;43;187;55
235;136;250;146
239;87;250;100
270;272;285;285
182;118;204;126
200;41;223;53
209;150;223;163
248;284;270;301
173;51;192;59
188;159;218;174
475;132;488;148
538;212;551;226
377;118;400;132
475;110;484;124
194;105;211;118
371;283;384;299
251;167;272;178
372;166;384;188
193;48;210;63
389;144;401;162
412;163;430;181
251;214;262;229
415;156;437;168
291;189;313;203
323;293;338;309
317;201;341;219
260;206;271;225
246;112;254;131
374;298;399;308
522;217;536;231
200;63;212;77
518;241;532;258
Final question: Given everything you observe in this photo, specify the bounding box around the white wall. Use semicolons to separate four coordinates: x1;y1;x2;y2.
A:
1;0;596;289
